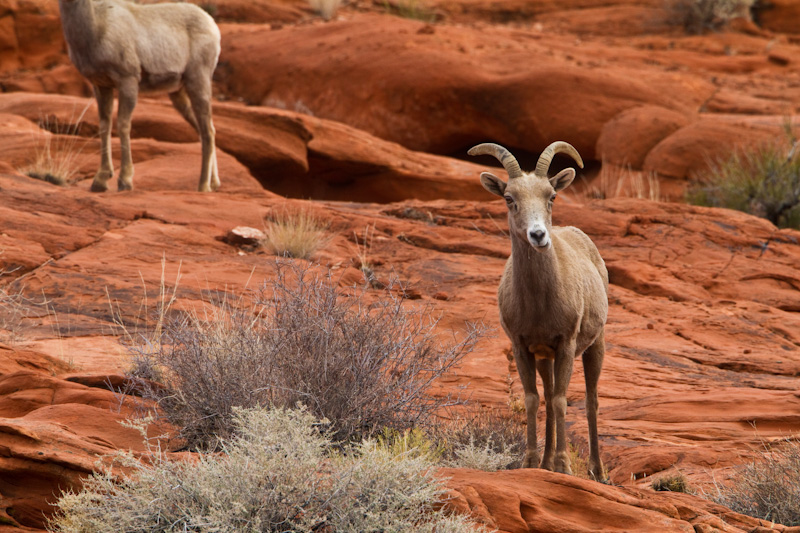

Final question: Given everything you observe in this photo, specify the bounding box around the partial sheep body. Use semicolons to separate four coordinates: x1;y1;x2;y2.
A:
470;142;608;480
58;0;221;192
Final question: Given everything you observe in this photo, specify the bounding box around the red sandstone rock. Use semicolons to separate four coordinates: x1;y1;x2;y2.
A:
216;14;708;160
0;92;491;202
0;1;800;530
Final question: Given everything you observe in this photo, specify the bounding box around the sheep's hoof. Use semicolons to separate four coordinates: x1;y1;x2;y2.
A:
118;181;133;192
521;451;540;469
553;454;572;475
90;180;108;193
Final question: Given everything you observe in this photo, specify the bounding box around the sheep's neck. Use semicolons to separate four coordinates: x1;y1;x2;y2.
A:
60;0;102;52
510;232;559;300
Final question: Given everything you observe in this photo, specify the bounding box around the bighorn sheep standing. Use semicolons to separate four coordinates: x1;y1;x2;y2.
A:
58;0;221;192
469;142;608;480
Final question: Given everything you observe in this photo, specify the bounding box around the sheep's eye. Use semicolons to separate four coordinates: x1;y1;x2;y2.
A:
504;195;514;206
549;194;557;203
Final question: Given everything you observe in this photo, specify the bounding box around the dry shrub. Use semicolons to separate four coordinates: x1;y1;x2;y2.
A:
48;406;485;533
129;261;486;450
667;0;754;33
439;408;525;471
261;208;330;259
651;472;693;493
20;107;92;186
711;437;800;526
688;136;800;229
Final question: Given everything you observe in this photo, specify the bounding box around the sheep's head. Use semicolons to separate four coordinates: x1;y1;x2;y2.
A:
469;141;583;251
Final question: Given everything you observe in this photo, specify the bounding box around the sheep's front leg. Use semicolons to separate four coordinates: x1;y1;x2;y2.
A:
116;78;138;191
512;340;540;468
536;357;556;470
552;339;576;474
90;85;114;192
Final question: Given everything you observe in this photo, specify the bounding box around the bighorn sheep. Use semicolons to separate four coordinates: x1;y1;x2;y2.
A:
58;0;221;192
469;141;608;480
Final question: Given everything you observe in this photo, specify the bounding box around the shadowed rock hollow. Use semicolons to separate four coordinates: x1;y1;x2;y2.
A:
1;0;800;531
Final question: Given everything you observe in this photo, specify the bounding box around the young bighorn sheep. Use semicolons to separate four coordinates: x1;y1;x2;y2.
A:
58;0;221;192
469;141;608;480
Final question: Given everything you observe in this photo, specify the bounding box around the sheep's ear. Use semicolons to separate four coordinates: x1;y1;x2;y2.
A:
480;172;507;197
549;168;576;192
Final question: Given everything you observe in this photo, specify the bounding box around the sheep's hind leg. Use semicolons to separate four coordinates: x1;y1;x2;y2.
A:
169;87;200;132
536;357;556;470
552;340;576;475
90;85;115;192
116;78;138;191
184;78;218;192
513;341;540;468
583;331;606;481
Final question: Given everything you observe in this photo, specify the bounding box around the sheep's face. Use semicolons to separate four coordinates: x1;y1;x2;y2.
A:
481;169;575;252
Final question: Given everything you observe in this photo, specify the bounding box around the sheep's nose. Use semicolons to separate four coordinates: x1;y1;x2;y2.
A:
529;229;545;243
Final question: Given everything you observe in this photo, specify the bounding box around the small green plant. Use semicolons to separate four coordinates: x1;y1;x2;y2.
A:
667;0;754;33
261;207;331;259
710;437;800;526
651;471;693;493
20;106;92;186
688;136;800;229
48;406;485;533
384;0;436;22
377;427;446;462
198;2;217;17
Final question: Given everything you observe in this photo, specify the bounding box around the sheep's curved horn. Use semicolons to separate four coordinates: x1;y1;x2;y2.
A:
534;141;584;177
468;143;523;180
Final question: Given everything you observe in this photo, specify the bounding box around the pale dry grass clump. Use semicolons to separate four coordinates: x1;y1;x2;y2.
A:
19;107;92;186
261;208;331;259
308;0;341;20
710;437;800;526
128;260;486;450
48;406;485;533
582;164;661;202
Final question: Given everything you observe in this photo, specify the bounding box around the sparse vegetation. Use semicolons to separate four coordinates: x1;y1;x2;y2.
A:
651;471;693;493
688;136;800;229
710;437;800;526
198;2;217;18
583;164;661;202
0;268;31;343
384;0;436;22
48;406;485;533
667;0;755;33
440;408;525;471
19;108;92;186
261;207;331;259
351;223;378;285
127;261;486;450
308;0;341;20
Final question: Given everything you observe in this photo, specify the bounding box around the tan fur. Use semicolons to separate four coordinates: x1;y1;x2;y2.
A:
58;0;221;192
474;146;608;481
